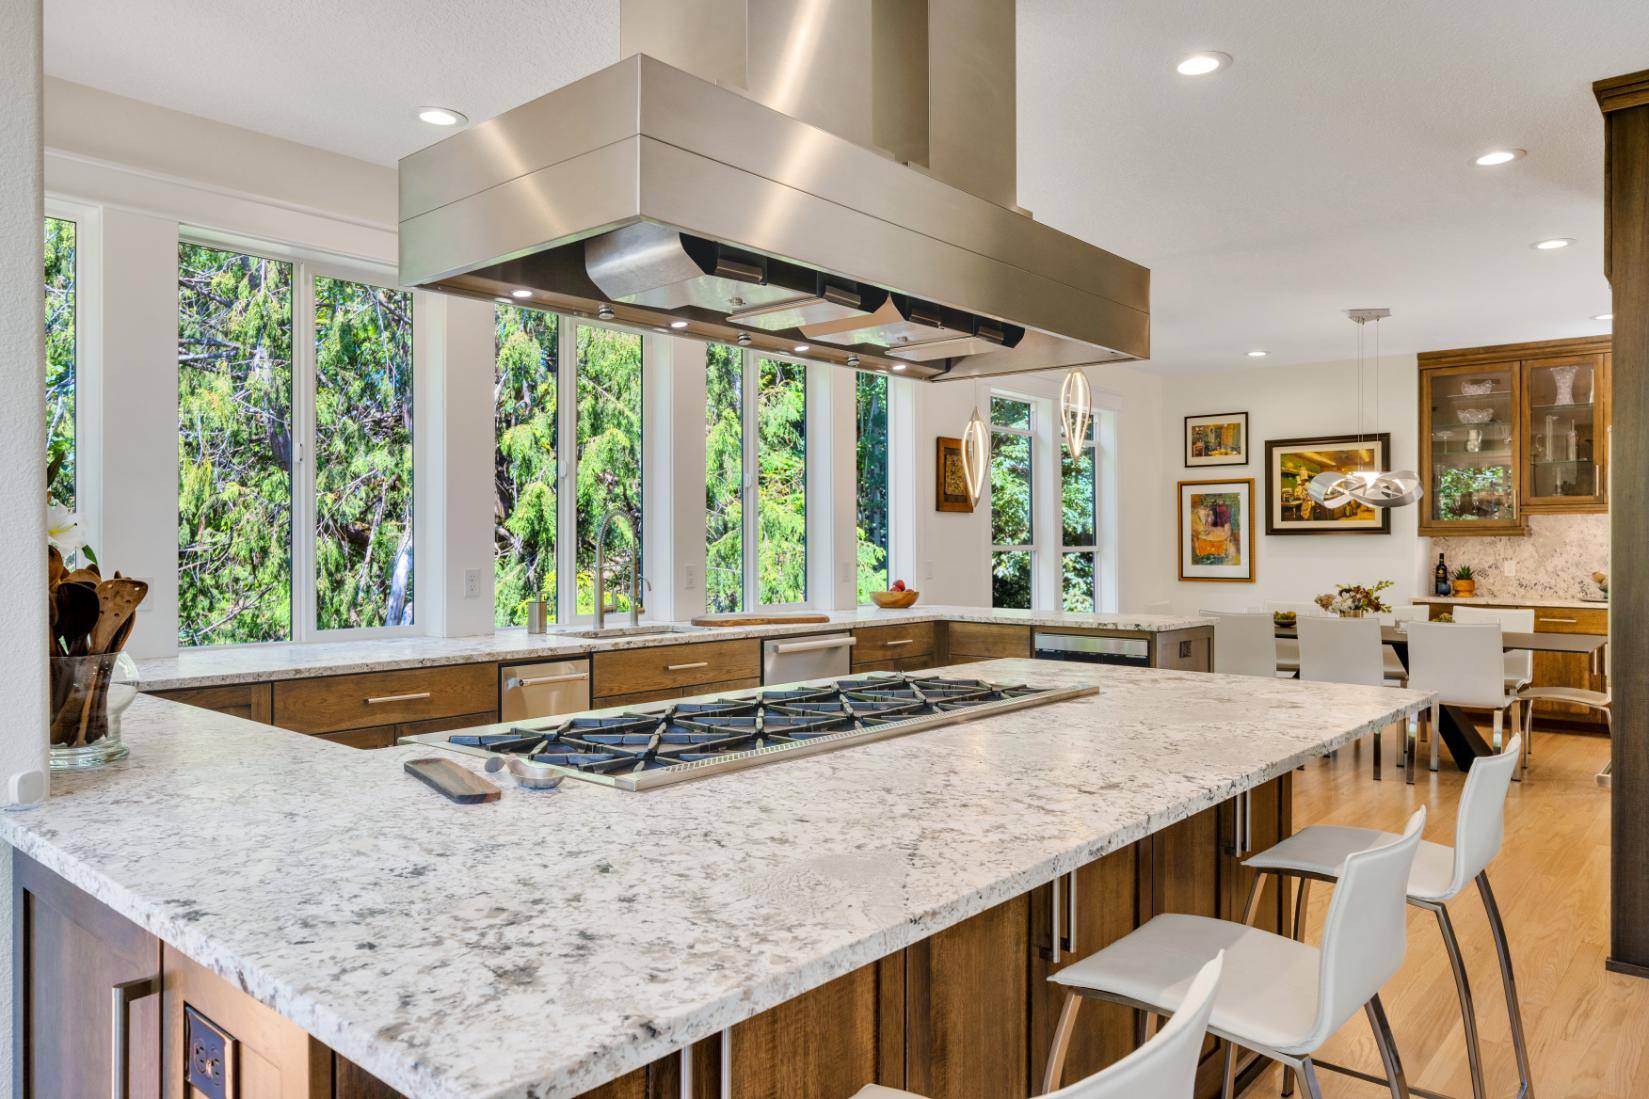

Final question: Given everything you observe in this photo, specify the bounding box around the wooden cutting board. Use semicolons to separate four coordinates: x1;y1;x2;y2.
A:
404;758;500;804
688;612;833;627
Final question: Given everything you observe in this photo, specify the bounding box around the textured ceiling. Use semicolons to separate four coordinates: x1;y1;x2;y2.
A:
44;0;1648;374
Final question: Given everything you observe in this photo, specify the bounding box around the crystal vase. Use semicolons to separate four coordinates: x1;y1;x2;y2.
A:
48;652;139;769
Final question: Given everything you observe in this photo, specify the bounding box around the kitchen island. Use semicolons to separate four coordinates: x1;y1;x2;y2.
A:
3;659;1430;1099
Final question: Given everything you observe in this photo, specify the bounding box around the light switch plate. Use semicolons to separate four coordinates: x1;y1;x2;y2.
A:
1503;560;1517;577
684;564;697;591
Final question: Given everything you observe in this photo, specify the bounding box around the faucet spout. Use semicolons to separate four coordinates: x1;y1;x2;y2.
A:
593;507;642;631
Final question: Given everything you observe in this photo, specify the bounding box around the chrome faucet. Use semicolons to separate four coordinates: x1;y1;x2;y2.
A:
593;507;642;631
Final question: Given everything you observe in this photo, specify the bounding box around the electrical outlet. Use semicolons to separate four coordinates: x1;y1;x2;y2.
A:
463;568;480;599
839;561;852;586
923;561;935;581
684;564;698;591
1503;560;1517;578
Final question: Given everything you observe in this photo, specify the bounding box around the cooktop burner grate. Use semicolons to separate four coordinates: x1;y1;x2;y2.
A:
441;673;1096;791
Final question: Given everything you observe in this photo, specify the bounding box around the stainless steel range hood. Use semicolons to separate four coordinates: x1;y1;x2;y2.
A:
397;0;1149;380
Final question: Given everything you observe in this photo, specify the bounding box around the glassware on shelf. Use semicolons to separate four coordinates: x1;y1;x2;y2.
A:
1550;364;1580;406
1456;407;1495;424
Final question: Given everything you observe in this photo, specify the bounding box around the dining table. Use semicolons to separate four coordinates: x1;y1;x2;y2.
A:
1274;621;1609;774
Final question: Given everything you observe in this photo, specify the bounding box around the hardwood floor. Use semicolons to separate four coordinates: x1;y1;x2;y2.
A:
1243;729;1644;1098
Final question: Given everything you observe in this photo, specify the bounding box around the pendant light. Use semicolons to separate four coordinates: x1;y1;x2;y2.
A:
960;407;989;506
1307;308;1424;509
1059;368;1093;462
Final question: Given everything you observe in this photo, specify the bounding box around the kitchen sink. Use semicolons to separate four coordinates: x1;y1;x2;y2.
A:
557;624;711;640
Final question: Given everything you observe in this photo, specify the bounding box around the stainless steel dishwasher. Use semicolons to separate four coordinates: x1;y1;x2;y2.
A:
762;633;855;685
499;658;591;721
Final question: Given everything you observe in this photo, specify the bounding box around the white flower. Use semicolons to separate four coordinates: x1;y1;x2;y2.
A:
46;500;84;557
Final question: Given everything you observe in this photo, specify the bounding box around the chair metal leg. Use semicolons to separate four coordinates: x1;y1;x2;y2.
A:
1221;1043;1236;1099
1434;904;1488;1099
1298;1058;1324;1099
1041;991;1080;1095
1510;699;1525;782
1366;994;1413;1099
1374;724;1382;780
1478;872;1537;1099
1429;702;1441;773
1404;714;1416;785
1241;873;1264;926
1293;878;1311;941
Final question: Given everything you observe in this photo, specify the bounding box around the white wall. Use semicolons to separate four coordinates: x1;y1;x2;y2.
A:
1;0;48;1089
1154;354;1429;614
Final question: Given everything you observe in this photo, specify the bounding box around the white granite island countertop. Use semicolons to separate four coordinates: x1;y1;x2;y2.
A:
0;659;1430;1099
133;605;1214;691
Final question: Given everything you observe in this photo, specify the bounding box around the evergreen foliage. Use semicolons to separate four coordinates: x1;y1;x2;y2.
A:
44;217;76;508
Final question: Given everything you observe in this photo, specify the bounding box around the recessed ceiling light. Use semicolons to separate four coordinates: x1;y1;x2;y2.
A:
793;343;811;354
669;319;688;329
597;305;615;321
1175;51;1231;76
1531;238;1574;250
892;362;907;372
1246;350;1268;358
1593;313;1613;322
416;106;468;127
1473;148;1525;167
510;288;532;299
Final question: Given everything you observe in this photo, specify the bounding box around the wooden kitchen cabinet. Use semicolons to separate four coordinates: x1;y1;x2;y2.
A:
272;664;494;735
152;682;274;724
852;622;937;670
1522;352;1610;510
591;639;760;699
942;622;1032;665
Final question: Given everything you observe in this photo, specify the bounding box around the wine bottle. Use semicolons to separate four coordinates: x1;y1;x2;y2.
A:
1434;552;1450;596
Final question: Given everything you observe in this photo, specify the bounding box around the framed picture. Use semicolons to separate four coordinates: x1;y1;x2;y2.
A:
1184;412;1249;466
1264;433;1393;535
935;436;974;513
1178;478;1255;582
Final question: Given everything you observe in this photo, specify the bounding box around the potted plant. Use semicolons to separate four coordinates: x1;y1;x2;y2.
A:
1451;565;1477;598
1313;580;1395;618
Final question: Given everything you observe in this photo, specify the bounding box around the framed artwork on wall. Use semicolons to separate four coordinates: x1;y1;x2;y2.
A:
935;436;974;513
1184;412;1249;466
1178;478;1255;582
1264;433;1393;535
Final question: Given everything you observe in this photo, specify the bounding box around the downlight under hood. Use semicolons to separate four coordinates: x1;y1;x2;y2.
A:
398;12;1148;380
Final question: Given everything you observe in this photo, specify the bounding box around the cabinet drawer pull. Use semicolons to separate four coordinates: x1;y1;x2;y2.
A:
111;975;161;1099
511;672;590;688
772;637;857;655
666;661;709;672
883;638;916;648
366;691;432;705
1539;617;1578;625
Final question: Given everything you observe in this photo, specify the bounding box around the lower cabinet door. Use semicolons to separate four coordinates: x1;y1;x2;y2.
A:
905;894;1030;1099
14;851;163;1099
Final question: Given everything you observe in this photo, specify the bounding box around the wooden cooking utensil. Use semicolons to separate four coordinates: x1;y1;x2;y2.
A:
48;546;65;589
53;581;101;656
404;758;501;804
90;576;147;655
63;566;102;587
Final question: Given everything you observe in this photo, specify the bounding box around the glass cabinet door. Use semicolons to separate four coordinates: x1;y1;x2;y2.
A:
1521;354;1607;509
1421;362;1524;533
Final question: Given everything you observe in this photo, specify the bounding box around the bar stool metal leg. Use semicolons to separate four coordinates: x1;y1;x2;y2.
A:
1040;991;1081;1095
1366;994;1413;1099
1297;1058;1325;1099
1478;872;1537;1098
1430;902;1487;1099
1293;878;1311;941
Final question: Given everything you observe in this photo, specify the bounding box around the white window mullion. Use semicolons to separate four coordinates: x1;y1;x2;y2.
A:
290;264;318;643
557;319;578;625
741;348;759;611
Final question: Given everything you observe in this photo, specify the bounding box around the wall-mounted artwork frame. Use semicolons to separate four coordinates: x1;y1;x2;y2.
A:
1184;412;1249;466
1264;433;1393;535
1178;478;1255;582
935;436;974;513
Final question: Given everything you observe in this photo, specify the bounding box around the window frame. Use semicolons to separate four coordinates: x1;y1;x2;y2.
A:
44;198;98;542
989;392;1037;609
177;228;418;646
1059;421;1100;613
854;369;891;604
747;348;812;610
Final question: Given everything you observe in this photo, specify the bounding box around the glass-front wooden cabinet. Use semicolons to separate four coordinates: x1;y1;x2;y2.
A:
1418;337;1611;536
1521;353;1608;510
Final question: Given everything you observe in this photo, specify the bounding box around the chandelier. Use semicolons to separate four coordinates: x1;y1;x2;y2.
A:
959;406;989;506
1307;309;1423;510
1059;368;1092;462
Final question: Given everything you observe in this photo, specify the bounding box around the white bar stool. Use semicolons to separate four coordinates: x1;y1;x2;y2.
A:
1205;610;1287;678
1044;809;1428;1099
1241;737;1531;1099
853;953;1223;1099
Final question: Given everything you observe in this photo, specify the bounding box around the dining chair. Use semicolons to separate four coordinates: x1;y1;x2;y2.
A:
859;953;1225;1099
1267;601;1330;677
1404;622;1521;774
1380;606;1431;684
1451;606;1536;697
1205;611;1285;678
1297;616;1402;779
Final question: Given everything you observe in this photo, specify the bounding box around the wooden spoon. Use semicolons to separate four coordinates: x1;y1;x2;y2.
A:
53;581;100;656
90;577;148;654
48;546;65;589
63;566;102;587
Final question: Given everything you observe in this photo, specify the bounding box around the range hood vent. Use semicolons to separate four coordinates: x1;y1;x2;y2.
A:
398;2;1148;380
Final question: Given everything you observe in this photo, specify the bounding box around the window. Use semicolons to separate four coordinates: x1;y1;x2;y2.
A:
704;342;744;613
494;305;560;626
574;324;643;615
990;396;1034;609
313;277;415;629
1061;421;1098;612
855;371;890;601
177;243;295;645
757;357;807;605
44;216;77;507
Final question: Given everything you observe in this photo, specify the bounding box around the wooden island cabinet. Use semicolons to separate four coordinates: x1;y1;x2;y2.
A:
15;775;1288;1099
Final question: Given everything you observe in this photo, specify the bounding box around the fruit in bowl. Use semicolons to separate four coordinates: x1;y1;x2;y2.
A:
1272;611;1297;626
871;581;920;609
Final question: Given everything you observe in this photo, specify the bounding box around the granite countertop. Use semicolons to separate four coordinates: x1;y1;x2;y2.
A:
0;659;1429;1099
1412;594;1609;610
133;605;1215;691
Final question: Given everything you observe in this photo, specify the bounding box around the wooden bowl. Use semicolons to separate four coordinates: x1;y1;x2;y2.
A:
870;589;920;609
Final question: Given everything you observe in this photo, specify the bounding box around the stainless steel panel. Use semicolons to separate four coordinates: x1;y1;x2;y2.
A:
499;659;592;722
1032;632;1151;660
762;632;854;684
727;289;875;330
620;0;748;91
745;0;876;150
928;0;1018;209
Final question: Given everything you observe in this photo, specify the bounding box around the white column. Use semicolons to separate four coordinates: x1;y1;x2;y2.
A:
808;364;858;610
643;335;707;622
87;207;181;657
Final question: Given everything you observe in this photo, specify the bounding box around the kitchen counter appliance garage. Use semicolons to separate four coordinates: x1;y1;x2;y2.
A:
413;672;1094;791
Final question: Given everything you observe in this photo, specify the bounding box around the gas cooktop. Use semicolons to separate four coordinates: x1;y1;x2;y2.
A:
423;673;1097;791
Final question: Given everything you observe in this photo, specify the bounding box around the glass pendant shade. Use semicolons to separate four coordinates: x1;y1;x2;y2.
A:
1309;309;1423;511
960;407;989;505
1059;368;1093;462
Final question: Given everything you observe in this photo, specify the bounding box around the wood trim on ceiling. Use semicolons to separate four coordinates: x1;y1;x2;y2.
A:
1417;335;1612;370
1595;68;1649;114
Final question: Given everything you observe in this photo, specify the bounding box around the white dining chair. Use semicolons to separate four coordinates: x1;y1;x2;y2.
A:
1046;810;1427;1099
1451;606;1535;697
1242;738;1532;1099
1205;611;1286;678
1381;606;1430;684
1297;616;1403;778
1268;601;1330;676
1404;622;1522;774
857;953;1224;1099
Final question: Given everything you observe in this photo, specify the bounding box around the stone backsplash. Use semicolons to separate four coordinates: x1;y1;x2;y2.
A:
1430;513;1609;601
